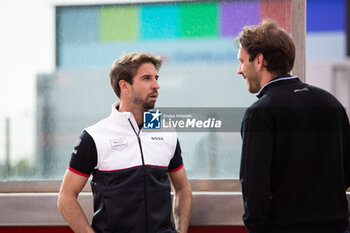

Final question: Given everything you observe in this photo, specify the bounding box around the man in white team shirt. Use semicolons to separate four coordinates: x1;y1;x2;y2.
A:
58;52;192;233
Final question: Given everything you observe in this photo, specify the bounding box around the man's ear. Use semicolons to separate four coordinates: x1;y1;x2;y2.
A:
119;80;130;95
256;53;264;71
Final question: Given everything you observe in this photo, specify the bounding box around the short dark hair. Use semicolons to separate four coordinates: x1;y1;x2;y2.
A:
110;52;162;98
235;19;295;76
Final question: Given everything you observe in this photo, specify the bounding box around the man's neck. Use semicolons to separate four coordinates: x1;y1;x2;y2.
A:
118;102;144;125
260;71;278;89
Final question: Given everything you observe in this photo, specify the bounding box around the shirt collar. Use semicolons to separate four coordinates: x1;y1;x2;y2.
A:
110;102;140;131
256;75;299;98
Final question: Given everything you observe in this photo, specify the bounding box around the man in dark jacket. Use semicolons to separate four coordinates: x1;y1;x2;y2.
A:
236;20;350;233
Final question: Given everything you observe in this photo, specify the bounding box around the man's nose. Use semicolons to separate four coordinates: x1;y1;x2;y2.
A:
237;64;242;74
152;78;160;90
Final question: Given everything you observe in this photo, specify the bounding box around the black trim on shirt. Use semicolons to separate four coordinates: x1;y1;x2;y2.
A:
69;130;97;176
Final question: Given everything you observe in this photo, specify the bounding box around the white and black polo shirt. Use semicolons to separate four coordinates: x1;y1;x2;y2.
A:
67;103;183;233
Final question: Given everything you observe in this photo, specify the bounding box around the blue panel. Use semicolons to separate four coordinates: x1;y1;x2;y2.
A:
60;43;115;68
140;5;180;39
59;38;237;69
306;32;346;60
58;7;99;43
307;0;345;32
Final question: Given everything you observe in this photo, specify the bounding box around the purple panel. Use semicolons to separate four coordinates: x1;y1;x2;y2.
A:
220;1;260;37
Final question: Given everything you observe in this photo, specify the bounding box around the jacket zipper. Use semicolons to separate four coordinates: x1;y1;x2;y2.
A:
128;119;148;233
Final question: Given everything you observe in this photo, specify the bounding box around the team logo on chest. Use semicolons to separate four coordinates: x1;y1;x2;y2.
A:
110;137;128;151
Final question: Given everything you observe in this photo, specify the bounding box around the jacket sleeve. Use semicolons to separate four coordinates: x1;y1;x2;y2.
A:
240;107;274;233
342;108;350;190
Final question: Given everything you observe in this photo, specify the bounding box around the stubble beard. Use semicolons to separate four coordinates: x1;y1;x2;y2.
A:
132;96;156;111
142;101;156;111
245;71;261;94
248;79;261;94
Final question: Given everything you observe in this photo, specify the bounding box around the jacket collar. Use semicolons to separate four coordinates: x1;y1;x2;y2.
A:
256;75;299;98
109;102;140;133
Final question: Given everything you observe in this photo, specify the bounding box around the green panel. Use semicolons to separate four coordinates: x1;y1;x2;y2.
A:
180;2;218;38
100;6;138;41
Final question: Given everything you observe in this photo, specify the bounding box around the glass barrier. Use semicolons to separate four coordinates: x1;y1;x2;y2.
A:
0;0;301;180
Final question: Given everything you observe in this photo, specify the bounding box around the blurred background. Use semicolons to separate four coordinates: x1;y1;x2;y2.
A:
0;0;347;180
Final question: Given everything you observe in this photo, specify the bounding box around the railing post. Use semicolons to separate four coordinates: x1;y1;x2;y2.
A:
292;0;307;82
5;117;10;178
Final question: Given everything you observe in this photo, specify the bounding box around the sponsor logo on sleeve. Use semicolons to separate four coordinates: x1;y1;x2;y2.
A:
72;138;82;154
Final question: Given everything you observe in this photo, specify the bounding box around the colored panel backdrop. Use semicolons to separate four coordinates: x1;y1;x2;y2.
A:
57;0;348;68
58;7;99;43
100;6;138;41
141;5;180;40
220;1;259;37
180;2;219;38
307;0;345;32
260;1;292;33
58;1;295;45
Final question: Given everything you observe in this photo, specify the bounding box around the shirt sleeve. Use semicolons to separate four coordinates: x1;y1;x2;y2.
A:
168;139;184;172
68;130;97;177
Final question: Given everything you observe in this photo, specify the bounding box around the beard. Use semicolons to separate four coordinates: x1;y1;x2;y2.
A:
131;93;157;111
247;78;261;94
142;101;155;111
244;70;261;94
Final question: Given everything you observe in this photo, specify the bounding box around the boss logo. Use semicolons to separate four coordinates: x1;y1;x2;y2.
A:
151;137;164;140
